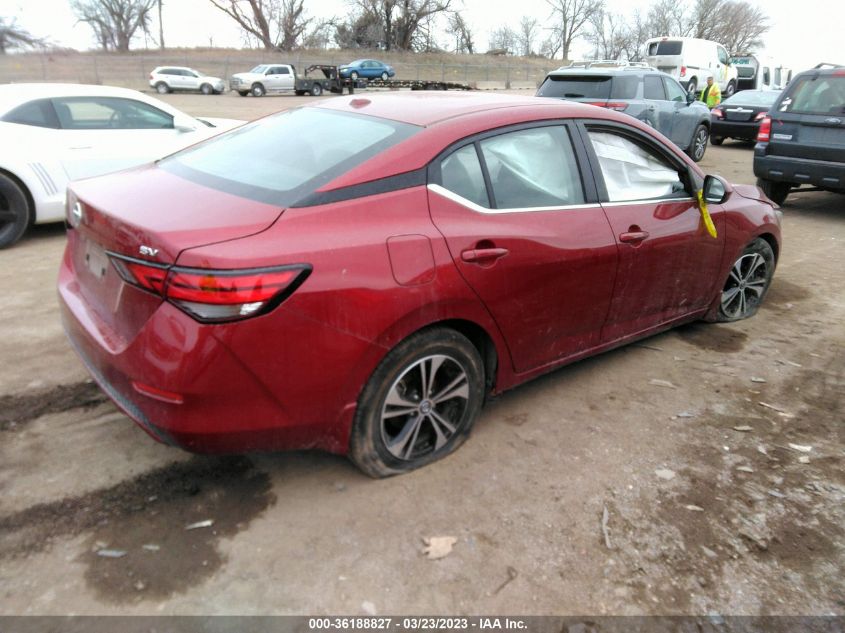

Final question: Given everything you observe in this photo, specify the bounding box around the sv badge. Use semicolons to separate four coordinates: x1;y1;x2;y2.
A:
139;245;160;257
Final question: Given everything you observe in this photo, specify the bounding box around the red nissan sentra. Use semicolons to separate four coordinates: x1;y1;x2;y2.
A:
59;93;781;477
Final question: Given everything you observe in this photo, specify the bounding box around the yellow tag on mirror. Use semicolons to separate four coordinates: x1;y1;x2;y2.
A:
697;190;718;239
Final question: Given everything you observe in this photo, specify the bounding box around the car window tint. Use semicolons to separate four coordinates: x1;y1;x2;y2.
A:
588;130;684;202
654;41;682;55
479;126;585;209
779;76;845;115
1;98;59;128
160;108;420;206
53;97;174;130
610;75;639;99
440;145;489;208
663;78;687;102
644;75;665;100
537;76;611;99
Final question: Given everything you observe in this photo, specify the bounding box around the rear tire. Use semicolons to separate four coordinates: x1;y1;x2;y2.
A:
155;82;170;94
687;124;709;162
717;238;775;322
757;178;790;205
0;172;32;249
725;80;736;98
349;328;485;478
200;83;213;95
310;82;323;96
251;83;265;97
237;90;249;97
710;135;724;145
687;78;698;97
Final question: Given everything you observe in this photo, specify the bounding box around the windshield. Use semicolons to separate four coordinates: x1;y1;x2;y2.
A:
722;90;780;106
778;75;845;115
250;65;269;73
537;75;638;100
159;108;420;206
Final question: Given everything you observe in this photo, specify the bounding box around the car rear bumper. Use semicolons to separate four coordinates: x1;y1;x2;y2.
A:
754;149;845;190
58;243;367;455
711;120;760;140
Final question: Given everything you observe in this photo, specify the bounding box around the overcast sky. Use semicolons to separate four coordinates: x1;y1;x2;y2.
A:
1;0;841;73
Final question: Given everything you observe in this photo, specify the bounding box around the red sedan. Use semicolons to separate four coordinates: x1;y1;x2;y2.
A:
59;93;781;477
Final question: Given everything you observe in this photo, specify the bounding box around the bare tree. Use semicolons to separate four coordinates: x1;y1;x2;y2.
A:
690;0;768;53
516;16;539;57
587;9;632;60
446;11;474;54
346;0;452;51
71;0;155;52
209;0;313;50
488;26;517;54
545;0;604;61
0;17;45;54
157;0;164;48
645;0;694;38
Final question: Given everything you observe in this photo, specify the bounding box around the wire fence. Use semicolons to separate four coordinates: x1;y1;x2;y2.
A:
0;50;554;91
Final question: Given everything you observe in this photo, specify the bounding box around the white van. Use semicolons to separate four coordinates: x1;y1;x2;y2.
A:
730;54;792;91
645;37;738;98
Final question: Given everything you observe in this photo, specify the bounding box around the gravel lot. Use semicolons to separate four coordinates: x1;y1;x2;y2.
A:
0;90;842;616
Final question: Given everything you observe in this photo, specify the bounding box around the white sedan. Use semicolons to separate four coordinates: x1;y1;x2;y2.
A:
0;83;243;248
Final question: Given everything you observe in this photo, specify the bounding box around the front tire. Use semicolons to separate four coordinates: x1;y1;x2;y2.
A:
0;173;32;249
350;71;359;80
154;82;170;95
381;71;389;81
687;124;709;162
251;83;265;97
237;90;249;97
757;178;790;205
718;238;775;322
349;328;485;478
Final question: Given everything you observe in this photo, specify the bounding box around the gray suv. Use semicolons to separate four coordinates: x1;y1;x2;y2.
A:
537;61;713;161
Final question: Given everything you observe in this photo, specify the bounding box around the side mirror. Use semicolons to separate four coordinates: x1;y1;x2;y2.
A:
173;115;197;133
686;92;696;105
703;174;730;204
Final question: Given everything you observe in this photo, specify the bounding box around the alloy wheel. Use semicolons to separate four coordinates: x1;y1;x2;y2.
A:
693;127;708;161
721;252;769;319
379;354;470;461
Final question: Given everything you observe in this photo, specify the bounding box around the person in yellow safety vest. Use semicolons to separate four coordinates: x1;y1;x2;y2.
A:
699;76;721;109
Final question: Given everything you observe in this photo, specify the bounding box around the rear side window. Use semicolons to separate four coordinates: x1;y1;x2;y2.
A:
1;99;59;128
440;146;489;208
779;75;845;115
160;108;420;206
644;76;665;100
479;126;584;208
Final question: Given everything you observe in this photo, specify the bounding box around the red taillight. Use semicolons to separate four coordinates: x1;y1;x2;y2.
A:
712;108;724;118
586;101;628;111
111;258;168;294
680;66;687;78
110;255;310;322
757;115;772;142
754;111;768;121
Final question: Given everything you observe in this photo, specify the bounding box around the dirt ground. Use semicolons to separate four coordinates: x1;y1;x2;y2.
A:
0;90;842;616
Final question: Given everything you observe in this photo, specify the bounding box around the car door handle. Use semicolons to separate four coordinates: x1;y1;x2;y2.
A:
619;230;649;244
461;247;509;263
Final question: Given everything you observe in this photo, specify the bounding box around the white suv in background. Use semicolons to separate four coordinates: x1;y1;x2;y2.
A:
149;67;225;95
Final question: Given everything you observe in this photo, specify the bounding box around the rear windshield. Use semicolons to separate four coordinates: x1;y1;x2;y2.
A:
647;41;682;56
722;90;780;106
777;75;845;115
160;108;420;206
537;75;638;100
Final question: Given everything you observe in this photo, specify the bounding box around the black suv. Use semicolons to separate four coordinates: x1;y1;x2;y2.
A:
537;61;712;161
754;63;845;205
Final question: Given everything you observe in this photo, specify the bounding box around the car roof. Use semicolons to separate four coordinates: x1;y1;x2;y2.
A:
0;83;190;118
312;91;601;127
546;67;659;77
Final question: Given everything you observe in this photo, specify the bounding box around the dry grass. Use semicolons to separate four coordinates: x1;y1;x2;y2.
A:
0;47;556;90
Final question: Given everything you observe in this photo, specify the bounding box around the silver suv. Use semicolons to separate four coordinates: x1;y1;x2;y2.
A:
537;61;713;161
149;67;225;96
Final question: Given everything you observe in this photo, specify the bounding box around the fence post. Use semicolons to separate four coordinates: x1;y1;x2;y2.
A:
506;65;510;89
93;55;100;84
441;63;445;82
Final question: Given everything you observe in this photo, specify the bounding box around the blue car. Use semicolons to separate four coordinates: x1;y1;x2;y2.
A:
338;59;395;81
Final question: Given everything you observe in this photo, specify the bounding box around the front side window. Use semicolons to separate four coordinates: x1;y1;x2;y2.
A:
160;108;420;206
479;126;584;209
664;78;687;102
718;46;729;65
1;99;59;128
587;129;685;202
52;97;174;130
